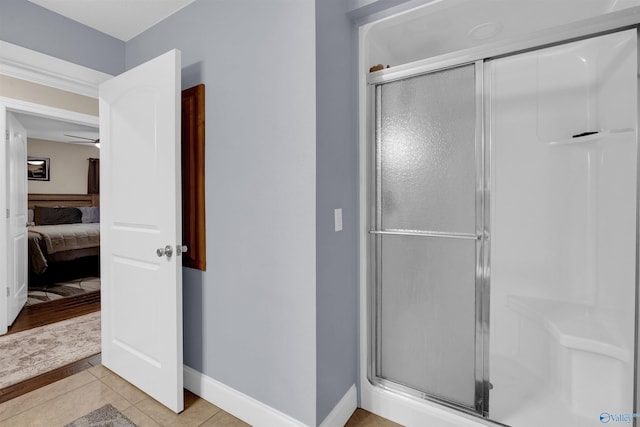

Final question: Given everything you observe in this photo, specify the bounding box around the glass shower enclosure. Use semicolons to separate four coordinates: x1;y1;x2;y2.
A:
369;29;637;426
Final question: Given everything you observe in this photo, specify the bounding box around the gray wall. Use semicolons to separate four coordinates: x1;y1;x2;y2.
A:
315;0;359;424
126;1;317;425
0;0;125;75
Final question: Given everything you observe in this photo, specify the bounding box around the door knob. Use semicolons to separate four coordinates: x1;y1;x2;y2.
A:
156;245;173;258
177;244;188;255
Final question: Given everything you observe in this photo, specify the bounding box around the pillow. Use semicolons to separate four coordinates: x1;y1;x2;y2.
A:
34;206;82;225
28;209;34;226
78;206;100;223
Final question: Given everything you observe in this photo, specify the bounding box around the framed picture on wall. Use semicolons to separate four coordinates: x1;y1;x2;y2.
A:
27;157;50;181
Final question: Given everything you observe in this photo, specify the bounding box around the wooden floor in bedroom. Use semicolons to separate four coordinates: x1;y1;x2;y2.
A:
7;290;100;335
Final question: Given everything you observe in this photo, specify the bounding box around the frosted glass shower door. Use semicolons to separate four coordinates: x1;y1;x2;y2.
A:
371;64;483;412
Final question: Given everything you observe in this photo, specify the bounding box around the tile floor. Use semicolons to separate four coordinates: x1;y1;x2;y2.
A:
0;365;401;427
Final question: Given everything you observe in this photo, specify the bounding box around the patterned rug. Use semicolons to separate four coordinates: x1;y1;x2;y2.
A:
27;277;100;306
0;312;101;389
65;404;137;427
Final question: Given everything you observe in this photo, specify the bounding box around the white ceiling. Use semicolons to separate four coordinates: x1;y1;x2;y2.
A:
14;112;99;146
19;1;196;146
27;0;196;41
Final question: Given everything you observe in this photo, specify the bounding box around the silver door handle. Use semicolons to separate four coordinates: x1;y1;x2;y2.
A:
177;244;188;255
156;245;174;258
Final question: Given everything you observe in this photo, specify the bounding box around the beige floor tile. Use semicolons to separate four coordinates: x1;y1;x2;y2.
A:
0;371;96;422
200;410;251;427
101;371;149;404
121;405;162;427
87;364;110;379
134;390;220;427
0;379;131;427
346;408;404;427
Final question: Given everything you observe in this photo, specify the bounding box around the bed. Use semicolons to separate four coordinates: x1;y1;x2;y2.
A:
27;194;100;282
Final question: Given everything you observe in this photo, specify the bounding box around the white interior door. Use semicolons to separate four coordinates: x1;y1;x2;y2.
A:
99;49;183;413
6;112;27;326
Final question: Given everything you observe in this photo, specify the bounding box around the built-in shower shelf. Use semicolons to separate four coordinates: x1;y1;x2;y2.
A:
507;295;629;362
546;128;634;146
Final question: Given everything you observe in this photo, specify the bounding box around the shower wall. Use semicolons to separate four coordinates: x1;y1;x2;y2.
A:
489;30;637;426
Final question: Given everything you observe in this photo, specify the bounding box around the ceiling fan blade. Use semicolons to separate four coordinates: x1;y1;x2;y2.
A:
64;134;99;143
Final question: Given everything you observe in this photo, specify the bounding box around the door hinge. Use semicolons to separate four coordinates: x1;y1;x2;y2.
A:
6;288;9;297
5;130;9;142
5;208;9;218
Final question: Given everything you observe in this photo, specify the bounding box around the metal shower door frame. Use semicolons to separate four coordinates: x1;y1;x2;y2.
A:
368;60;491;417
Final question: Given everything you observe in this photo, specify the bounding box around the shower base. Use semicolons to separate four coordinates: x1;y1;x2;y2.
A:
489;354;596;427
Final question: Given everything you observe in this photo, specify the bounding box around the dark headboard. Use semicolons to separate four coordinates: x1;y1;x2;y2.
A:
28;193;100;209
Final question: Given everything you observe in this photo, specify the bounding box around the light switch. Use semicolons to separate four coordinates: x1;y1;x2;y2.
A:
334;208;343;232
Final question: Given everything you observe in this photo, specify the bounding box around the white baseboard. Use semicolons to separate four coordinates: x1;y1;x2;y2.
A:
183;365;307;427
319;384;357;427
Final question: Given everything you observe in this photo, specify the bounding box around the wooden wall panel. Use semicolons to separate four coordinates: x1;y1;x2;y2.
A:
181;84;206;270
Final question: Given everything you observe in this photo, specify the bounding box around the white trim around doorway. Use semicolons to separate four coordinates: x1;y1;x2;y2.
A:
0;41;112;98
0;42;105;335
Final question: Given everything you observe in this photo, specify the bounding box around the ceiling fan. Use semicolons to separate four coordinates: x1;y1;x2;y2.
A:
64;134;100;147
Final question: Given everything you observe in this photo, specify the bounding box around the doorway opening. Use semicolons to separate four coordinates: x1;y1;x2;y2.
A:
0;104;102;404
16;112;101;314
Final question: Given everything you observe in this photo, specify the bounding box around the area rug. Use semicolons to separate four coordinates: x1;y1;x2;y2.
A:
65;404;137;427
27;277;101;306
0;311;101;389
